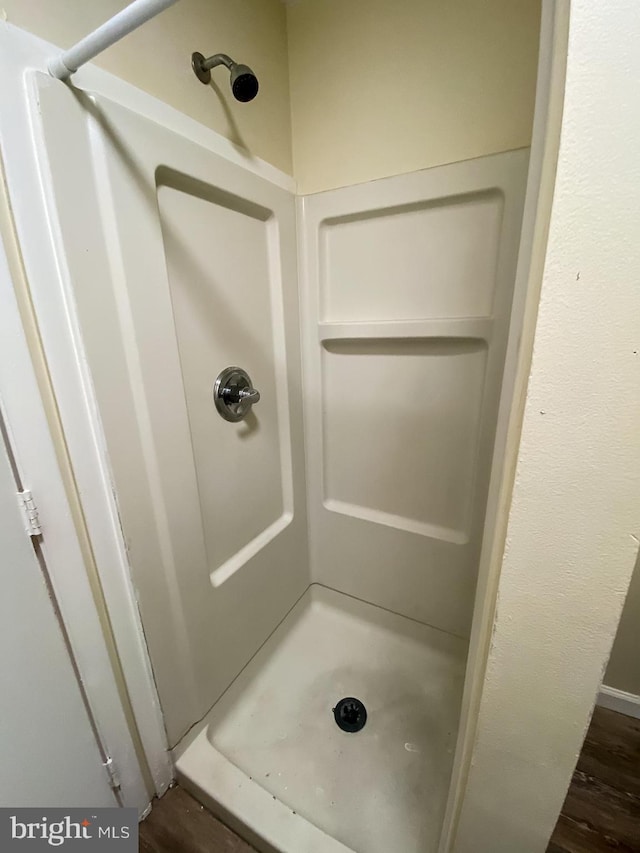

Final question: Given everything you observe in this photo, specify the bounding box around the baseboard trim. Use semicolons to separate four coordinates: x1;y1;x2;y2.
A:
597;685;640;719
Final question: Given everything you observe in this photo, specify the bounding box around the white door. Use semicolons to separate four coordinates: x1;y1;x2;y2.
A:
0;420;115;807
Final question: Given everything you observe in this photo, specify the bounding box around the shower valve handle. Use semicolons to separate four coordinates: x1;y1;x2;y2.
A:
213;366;260;423
223;386;260;405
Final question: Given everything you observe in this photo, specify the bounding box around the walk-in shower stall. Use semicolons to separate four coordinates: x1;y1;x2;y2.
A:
0;3;542;850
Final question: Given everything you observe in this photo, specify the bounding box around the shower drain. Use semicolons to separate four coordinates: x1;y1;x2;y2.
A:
333;697;367;733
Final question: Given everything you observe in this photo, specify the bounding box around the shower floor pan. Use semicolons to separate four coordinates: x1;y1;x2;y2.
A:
174;584;466;853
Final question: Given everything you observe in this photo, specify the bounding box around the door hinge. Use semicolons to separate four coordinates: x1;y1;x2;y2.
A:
16;489;42;537
103;756;121;790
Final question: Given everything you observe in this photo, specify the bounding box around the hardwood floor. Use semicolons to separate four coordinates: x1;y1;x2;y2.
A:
139;707;640;852
548;706;640;853
139;786;254;853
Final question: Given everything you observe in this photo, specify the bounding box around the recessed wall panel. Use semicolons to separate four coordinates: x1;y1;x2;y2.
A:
321;191;504;322
158;176;286;576
322;339;487;543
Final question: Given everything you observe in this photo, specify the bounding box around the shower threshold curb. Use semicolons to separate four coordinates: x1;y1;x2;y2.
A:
175;730;353;853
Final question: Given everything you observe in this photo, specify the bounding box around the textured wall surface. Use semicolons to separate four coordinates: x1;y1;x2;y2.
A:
287;0;541;193
1;0;293;173
453;2;640;851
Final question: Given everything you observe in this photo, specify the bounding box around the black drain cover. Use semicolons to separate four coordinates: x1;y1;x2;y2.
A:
333;697;367;733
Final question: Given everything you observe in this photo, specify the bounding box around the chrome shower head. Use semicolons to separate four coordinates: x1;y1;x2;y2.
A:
192;51;259;102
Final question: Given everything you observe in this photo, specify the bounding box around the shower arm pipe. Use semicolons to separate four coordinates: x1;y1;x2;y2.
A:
198;53;235;72
48;0;181;80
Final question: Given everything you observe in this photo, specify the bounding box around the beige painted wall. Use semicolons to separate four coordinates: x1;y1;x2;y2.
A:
3;1;542;193
287;0;541;194
1;0;293;174
605;554;640;696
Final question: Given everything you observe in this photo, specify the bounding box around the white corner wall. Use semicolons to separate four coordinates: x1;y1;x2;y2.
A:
287;0;541;194
1;0;293;174
452;2;640;851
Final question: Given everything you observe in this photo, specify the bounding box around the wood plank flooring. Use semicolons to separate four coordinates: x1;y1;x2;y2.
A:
139;786;254;853
548;706;640;852
139;706;640;852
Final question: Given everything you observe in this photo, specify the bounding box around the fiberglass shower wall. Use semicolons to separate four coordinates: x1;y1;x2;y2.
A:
33;81;309;746
299;152;528;636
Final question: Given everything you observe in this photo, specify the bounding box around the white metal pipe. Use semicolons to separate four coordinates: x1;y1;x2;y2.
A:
48;0;180;80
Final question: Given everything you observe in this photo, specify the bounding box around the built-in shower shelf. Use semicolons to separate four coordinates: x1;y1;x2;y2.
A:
318;317;493;343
